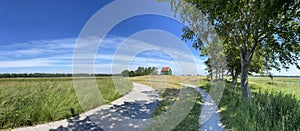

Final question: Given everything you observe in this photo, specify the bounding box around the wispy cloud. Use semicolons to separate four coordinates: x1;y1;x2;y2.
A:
1;36;207;75
93;35;205;75
0;38;76;59
1;36;298;76
0;58;71;68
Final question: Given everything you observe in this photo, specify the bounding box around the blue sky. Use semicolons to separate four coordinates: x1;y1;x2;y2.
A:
0;0;299;76
0;0;206;75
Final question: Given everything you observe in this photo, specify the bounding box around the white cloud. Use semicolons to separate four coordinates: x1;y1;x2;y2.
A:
2;36;298;76
0;58;71;68
96;33;205;75
0;38;76;58
0;34;222;75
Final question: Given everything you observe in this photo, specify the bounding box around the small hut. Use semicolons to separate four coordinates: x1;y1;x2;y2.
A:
160;67;172;75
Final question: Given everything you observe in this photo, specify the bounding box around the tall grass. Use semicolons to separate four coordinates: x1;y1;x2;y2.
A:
0;77;132;129
216;81;300;130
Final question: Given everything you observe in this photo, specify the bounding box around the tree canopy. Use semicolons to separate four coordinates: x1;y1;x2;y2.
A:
159;0;300;98
121;66;158;77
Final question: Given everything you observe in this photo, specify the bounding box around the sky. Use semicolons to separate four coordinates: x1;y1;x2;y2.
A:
0;0;299;76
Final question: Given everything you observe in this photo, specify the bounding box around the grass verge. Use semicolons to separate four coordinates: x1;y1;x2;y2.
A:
131;75;203;130
151;87;202;130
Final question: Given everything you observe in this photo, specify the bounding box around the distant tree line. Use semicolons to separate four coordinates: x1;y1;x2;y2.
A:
0;73;112;78
121;67;158;77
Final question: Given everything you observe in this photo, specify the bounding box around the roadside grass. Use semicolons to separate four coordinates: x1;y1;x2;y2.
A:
0;77;132;129
131;75;203;130
152;87;201;130
201;77;300;130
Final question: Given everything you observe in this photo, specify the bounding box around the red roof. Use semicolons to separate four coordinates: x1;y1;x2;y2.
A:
161;67;170;72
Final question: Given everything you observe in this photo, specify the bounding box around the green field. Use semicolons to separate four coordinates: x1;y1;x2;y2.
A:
249;77;300;99
0;77;132;129
1;76;299;130
1;75;203;130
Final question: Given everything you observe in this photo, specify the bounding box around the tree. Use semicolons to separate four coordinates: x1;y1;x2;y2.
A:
268;73;274;84
204;58;213;80
159;0;300;98
151;67;158;75
129;71;135;77
182;20;227;81
135;66;145;76
223;37;266;89
120;67;158;77
121;70;129;77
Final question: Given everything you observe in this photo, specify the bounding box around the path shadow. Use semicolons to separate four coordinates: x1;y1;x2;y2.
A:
49;100;159;131
112;100;159;119
49;116;104;131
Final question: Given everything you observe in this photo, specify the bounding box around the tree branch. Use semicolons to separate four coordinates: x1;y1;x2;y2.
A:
248;41;258;61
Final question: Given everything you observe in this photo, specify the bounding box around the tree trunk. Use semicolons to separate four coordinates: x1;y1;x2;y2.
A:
231;69;235;88
215;68;218;80
231;67;238;89
241;59;250;98
221;67;224;80
233;69;238;89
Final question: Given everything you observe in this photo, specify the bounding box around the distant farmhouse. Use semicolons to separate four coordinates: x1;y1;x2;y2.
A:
160;67;172;75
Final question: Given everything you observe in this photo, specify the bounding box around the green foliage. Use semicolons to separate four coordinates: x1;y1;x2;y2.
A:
121;66;158;77
0;77;132;129
121;70;129;77
159;0;300;98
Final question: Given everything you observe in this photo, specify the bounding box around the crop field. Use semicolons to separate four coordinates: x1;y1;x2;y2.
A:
249;77;300;99
0;77;132;129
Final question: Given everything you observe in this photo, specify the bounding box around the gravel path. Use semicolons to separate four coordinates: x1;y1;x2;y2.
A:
13;83;160;131
180;83;224;131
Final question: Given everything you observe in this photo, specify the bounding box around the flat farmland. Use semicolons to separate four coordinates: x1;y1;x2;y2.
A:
0;77;132;129
249;77;300;99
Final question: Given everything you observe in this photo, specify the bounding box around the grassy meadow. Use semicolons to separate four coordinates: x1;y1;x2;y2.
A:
1;75;299;130
0;77;132;129
209;77;300;130
249;77;300;99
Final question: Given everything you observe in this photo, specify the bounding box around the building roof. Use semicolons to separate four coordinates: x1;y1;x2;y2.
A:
161;67;170;72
